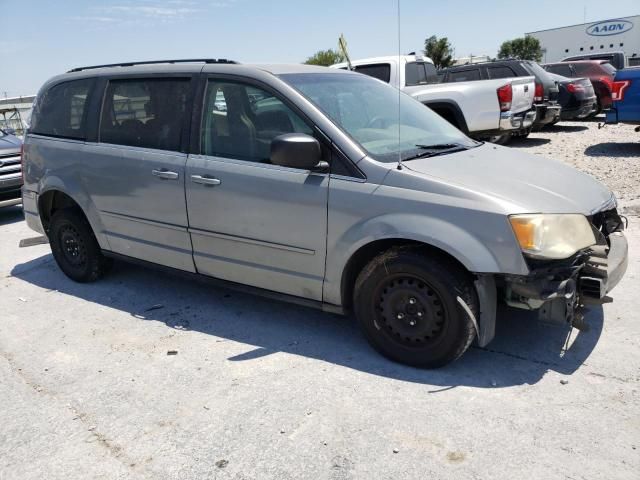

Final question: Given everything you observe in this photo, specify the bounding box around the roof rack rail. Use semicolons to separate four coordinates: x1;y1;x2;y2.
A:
68;58;239;73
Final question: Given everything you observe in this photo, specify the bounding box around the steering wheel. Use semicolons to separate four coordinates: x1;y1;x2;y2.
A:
365;116;389;129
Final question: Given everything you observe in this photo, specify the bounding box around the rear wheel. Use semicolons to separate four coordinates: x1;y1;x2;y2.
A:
49;209;112;282
353;246;478;368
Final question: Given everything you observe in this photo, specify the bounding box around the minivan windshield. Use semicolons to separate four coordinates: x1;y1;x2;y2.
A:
279;72;478;162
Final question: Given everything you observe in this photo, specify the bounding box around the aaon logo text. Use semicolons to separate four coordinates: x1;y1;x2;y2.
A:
586;19;633;36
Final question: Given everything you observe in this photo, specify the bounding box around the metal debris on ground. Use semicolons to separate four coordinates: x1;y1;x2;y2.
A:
145;304;165;312
166;350;178;356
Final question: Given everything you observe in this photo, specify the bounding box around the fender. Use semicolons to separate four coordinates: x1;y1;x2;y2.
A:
323;212;522;307
421;99;470;133
38;176;111;251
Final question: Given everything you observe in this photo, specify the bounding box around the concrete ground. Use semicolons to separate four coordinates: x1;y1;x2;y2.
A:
1;121;639;480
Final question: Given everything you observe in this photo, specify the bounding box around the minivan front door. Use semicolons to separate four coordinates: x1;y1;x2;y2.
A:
87;77;195;272
185;79;328;300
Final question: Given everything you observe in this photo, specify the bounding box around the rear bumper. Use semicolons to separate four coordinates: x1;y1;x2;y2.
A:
534;104;561;126
499;109;537;131
561;99;597;120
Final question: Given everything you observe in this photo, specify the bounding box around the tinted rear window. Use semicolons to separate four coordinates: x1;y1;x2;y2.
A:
448;69;481;82
354;64;391;83
99;78;190;151
488;66;517;79
545;64;573;77
600;62;617;75
30;79;94;139
521;61;553;82
405;62;439;86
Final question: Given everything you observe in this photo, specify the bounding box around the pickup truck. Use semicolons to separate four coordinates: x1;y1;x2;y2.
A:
440;59;561;131
331;55;535;144
605;67;640;130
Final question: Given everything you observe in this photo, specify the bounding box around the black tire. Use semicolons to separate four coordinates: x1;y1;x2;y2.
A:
486;134;511;145
49;208;112;282
353;246;478;368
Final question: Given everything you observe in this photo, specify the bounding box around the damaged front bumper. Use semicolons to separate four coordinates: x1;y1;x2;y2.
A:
502;209;628;328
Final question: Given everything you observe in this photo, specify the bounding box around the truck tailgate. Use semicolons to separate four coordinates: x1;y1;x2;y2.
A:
509;76;535;114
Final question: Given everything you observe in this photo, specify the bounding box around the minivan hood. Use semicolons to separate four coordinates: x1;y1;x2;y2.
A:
404;143;612;214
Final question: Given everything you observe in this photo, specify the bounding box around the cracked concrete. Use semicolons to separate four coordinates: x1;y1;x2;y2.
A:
1;121;639;479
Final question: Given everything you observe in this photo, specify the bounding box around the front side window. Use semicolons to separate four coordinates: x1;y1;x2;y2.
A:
280;72;477;163
448;69;481;82
99;78;190;151
201;80;313;162
30;79;94;139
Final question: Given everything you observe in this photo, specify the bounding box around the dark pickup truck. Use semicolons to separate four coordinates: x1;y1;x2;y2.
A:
0;128;23;208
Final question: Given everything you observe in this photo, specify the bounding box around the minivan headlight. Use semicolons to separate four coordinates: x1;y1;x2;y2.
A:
509;214;596;260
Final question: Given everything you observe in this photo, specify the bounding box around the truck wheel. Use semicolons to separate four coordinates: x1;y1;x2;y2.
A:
49;209;112;282
353;246;478;368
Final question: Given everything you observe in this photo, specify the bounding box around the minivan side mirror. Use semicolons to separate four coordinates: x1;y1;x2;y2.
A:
270;133;322;170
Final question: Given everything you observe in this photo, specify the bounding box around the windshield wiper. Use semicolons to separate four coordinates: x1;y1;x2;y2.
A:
403;143;469;161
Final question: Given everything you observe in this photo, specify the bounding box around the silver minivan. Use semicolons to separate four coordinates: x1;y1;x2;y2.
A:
22;59;628;367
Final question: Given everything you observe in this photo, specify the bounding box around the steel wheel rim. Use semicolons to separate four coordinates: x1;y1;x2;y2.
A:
373;274;448;348
59;225;87;267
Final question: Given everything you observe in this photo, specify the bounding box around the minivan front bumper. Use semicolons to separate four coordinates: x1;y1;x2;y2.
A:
504;227;628;326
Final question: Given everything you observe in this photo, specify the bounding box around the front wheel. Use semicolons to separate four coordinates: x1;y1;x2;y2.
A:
49;209;112;282
353;247;478;368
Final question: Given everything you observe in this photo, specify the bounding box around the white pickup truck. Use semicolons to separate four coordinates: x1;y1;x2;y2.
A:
332;55;536;144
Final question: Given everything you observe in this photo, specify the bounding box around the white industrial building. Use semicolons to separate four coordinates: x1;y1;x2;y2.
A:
527;15;639;66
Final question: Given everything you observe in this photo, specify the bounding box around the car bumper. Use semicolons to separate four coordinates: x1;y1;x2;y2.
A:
561;99;597;120
499;109;537;131
605;232;628;294
534;104;562;126
504;229;628;325
22;189;45;234
0;174;23;207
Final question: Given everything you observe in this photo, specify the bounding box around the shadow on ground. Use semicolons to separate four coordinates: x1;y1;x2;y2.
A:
11;254;604;389
585;142;640;158
510;137;551;148
0;205;24;226
543;124;589;133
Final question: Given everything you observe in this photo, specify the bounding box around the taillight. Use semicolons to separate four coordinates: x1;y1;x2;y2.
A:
497;84;512;112
612;80;631;101
566;83;584;93
599;75;614;91
534;82;544;103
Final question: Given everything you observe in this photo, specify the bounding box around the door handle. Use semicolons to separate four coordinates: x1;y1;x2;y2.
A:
191;174;221;186
152;169;179;180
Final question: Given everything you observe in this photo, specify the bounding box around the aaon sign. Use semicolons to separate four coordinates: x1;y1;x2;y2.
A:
586;19;634;36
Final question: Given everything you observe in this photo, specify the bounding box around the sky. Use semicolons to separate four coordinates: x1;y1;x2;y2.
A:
1;0;638;97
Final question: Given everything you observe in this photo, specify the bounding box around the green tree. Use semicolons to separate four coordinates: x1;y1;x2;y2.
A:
304;49;346;67
423;35;454;70
498;36;543;62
